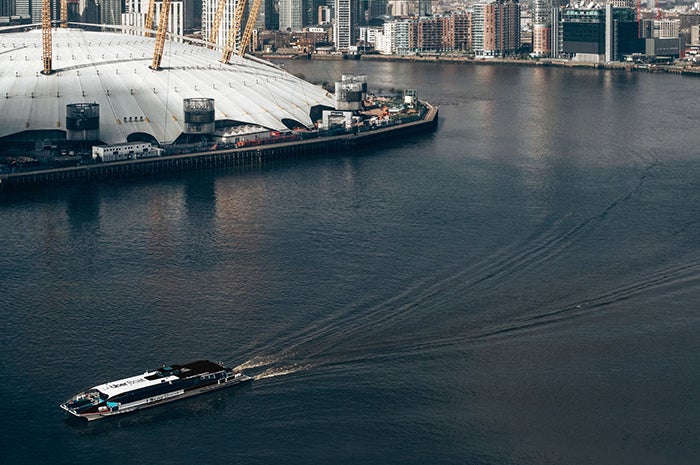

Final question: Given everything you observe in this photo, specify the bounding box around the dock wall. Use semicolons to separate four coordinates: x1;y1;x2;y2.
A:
0;106;438;193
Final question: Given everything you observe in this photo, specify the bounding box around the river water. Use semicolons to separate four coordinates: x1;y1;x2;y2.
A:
1;60;699;465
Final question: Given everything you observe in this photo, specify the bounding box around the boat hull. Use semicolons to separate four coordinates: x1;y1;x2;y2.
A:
60;362;252;421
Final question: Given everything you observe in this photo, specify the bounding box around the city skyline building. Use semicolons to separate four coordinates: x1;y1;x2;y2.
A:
100;0;122;24
202;0;248;47
532;0;567;57
334;0;357;50
472;0;520;57
122;0;186;39
0;0;13;16
279;0;303;30
561;4;640;62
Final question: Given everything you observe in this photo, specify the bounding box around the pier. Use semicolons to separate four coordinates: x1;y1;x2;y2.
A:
0;105;438;193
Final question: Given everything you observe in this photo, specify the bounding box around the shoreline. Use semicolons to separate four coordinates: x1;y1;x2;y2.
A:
269;52;700;77
0;104;439;194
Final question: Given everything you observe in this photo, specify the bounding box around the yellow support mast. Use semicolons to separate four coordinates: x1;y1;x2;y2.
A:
238;0;262;57
41;0;52;74
60;0;68;28
145;0;156;37
151;0;172;70
209;0;227;46
221;0;247;63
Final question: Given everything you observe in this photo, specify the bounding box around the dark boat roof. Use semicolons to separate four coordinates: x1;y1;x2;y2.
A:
145;360;228;381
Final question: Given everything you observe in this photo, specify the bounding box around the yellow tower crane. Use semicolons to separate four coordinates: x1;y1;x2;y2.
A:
60;0;68;28
145;0;157;37
151;0;172;70
209;0;227;45
238;0;262;57
220;0;247;63
41;0;52;74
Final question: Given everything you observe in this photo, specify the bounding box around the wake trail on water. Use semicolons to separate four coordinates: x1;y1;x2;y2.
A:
252;364;313;380
231;255;700;382
382;257;700;355
412;154;662;316
231;155;670;374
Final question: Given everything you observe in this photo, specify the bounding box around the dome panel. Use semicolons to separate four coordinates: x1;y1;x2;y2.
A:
0;29;335;145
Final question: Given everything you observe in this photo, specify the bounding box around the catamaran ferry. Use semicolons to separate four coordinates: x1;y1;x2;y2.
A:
60;360;251;421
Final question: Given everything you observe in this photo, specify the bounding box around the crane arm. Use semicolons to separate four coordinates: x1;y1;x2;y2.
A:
239;0;262;56
151;0;172;70
42;0;52;74
209;0;227;45
221;0;247;63
145;0;156;37
60;0;68;28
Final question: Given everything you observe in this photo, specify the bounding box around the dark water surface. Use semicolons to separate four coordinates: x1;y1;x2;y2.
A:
2;61;699;465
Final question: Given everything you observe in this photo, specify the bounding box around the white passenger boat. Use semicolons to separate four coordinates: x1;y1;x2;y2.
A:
60;360;251;421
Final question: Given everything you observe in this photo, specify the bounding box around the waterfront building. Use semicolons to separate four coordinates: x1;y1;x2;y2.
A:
561;4;640;62
447;10;472;52
393;20;412;54
415;14;444;52
472;0;520;58
0;28;335;147
531;0;567;57
359;25;383;46
374;19;411;54
644;36;685;57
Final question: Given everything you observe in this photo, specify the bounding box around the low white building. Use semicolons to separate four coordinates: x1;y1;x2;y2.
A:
93;142;164;162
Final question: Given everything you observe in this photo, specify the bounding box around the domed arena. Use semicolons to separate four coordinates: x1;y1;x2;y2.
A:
0;28;336;147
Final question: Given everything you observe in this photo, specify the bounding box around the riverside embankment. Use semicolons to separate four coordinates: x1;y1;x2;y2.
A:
0;104;438;193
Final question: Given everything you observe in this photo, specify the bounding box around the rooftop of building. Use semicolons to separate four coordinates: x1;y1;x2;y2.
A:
0;27;335;145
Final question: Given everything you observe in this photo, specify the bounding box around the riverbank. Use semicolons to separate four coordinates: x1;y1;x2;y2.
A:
268;52;700;77
0;104;439;194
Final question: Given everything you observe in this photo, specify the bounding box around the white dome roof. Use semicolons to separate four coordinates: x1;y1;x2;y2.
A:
0;28;335;144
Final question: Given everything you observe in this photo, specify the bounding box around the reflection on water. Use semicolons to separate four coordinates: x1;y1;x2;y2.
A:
63;383;253;435
3;62;700;465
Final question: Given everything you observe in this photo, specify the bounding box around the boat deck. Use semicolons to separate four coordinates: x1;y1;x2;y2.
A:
146;360;228;381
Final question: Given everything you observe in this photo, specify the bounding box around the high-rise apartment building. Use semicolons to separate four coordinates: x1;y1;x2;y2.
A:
203;0;237;46
531;0;568;57
445;10;471;51
279;0;303;30
415;15;443;51
334;0;357;50
100;0;122;24
472;0;520;57
122;0;186;39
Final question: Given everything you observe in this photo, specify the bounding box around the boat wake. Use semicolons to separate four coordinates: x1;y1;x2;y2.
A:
234;356;280;371
253;364;312;381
